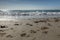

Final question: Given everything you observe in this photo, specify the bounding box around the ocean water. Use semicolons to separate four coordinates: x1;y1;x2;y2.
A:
0;10;60;19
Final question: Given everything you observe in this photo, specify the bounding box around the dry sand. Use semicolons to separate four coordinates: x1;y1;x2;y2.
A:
0;18;60;40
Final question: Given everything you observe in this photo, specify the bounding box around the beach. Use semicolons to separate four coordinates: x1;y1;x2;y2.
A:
0;18;60;40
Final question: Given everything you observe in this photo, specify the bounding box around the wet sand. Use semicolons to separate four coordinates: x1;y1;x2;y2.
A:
0;18;60;40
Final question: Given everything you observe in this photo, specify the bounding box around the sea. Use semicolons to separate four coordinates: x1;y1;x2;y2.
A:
0;10;60;20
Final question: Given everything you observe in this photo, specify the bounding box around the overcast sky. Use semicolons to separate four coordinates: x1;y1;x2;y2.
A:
0;0;60;10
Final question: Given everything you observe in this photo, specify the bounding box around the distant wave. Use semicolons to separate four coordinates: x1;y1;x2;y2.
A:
0;10;60;19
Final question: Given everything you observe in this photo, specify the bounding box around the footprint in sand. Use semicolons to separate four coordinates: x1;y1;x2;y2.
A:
10;28;14;30
0;25;8;28
6;34;13;38
34;21;39;23
41;27;49;34
20;33;27;37
54;19;60;22
26;23;33;26
14;23;19;26
39;20;47;22
30;30;37;33
47;23;52;26
42;31;48;34
34;20;47;23
0;33;6;37
0;30;5;32
32;37;36;40
41;27;49;30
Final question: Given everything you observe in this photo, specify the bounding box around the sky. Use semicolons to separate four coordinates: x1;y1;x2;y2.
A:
0;0;60;10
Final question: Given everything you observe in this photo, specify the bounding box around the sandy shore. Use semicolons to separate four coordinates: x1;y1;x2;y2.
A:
0;18;60;40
